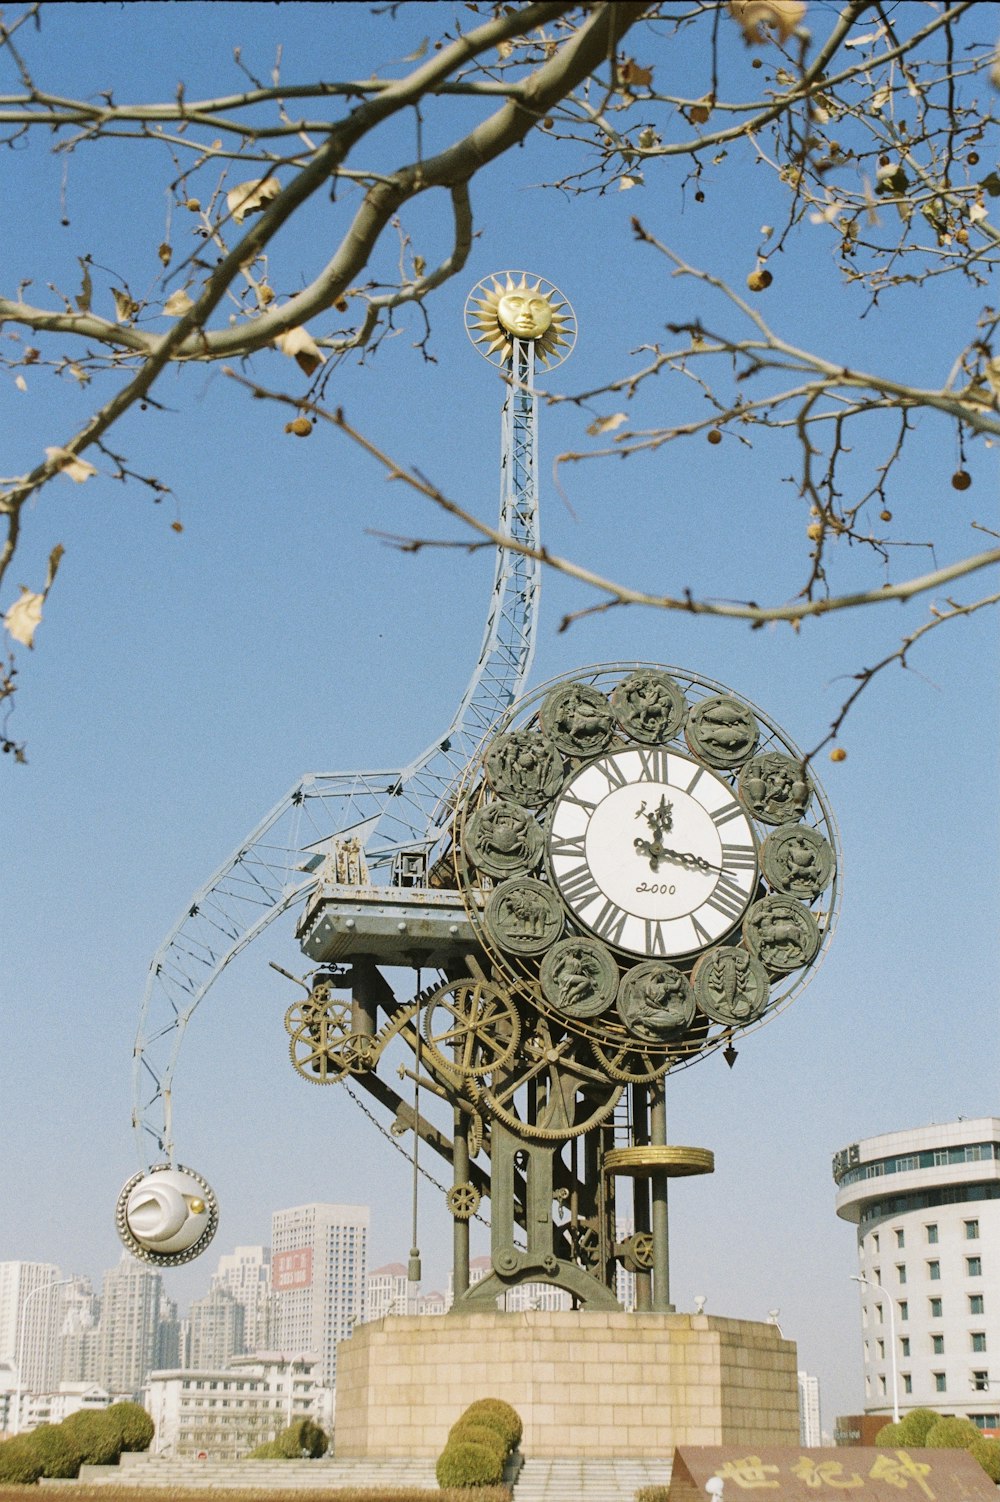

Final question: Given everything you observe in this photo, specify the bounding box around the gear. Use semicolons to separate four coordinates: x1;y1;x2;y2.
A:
620;1230;654;1272
421;978;521;1079
446;1182;481;1220
474;1016;622;1141
589;1036;672;1084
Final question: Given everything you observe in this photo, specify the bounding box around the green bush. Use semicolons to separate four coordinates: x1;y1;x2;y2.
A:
23;1422;83;1479
436;1438;505;1488
447;1422;508;1463
60;1408;123;1465
969;1437;1000;1483
898;1408;942;1446
248;1438;286;1458
0;1433;46;1484
925;1417;981;1450
875;1423;908;1448
458;1399;522;1451
105;1400;155;1453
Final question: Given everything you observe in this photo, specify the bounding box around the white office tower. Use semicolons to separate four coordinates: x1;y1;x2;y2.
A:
835;1116;1000;1426
0;1262;65;1395
93;1256;164;1399
59;1277;99;1384
798;1370;822;1446
211;1246;273;1352
365;1263;410;1322
271;1204;368;1388
187;1286;245;1369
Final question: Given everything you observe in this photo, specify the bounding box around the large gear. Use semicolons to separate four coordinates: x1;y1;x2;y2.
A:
421;978;521;1079
473;1013;622;1141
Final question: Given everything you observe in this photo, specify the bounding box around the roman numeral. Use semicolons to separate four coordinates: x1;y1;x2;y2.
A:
644;919;668;956
562;790;598;817
637;747;670;784
550;832;587;861
597;758;629;792
591;900;629;948
710;799;743;828
691;914;714;949
721;841;757;871
681;763;705;796
706;874;749;922
558;862;601;907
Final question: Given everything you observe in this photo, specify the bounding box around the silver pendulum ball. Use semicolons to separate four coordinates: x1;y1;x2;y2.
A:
116;1163;219;1266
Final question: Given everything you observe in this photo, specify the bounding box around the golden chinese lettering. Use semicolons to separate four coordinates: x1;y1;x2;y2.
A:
868;1451;936;1500
717;1457;782;1489
790;1457;864;1489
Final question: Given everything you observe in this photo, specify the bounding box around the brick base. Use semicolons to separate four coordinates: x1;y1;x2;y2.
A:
334;1311;799;1458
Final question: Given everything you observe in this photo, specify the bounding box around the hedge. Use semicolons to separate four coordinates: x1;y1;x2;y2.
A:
60;1408;123;1465
436;1439;505;1488
897;1409;942;1446
436;1398;523;1489
455;1400;522;1451
249;1416;328;1459
105;1401;155;1454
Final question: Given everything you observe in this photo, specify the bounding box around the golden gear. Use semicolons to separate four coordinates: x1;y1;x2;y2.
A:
588;1037;672;1084
471;1016;622;1142
446;1182;482;1220
421;978;521;1079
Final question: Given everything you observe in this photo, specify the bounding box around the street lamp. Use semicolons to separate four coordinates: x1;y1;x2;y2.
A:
851;1274;900;1423
13;1278;73;1435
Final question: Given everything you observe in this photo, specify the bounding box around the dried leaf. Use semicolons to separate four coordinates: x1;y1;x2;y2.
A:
685;96;713;126
45;544;65;590
403;37;429;62
728;0;806;46
75;257;93;313
163;289;195;317
227;175;281;224
619;59;653;89
984;359;1000;398
158;242;172;267
618;175;642;191
14;375;26;392
274;326;326;376
45;446;98;482
969;201;989;224
586;412;629;437
112;287;140;322
4;588;44;648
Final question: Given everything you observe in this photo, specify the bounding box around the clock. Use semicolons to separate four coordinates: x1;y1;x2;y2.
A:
547;746;758;960
453;663;839;1080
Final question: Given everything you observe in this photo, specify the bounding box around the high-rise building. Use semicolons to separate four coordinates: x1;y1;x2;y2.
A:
364;1263;410;1323
212;1246;273;1352
271;1203;368;1388
59;1277;99;1385
0;1263;65;1394
187;1287;245;1370
834;1116;1000;1428
92;1256;164;1399
798;1370;822;1446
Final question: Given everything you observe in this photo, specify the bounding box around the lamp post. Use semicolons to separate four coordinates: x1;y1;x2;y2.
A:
13;1278;73;1435
852;1274;900;1423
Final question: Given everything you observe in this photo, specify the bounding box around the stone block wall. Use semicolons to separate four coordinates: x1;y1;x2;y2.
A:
334;1311;799;1458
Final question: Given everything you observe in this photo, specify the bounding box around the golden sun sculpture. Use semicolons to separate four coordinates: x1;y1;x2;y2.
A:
467;273;575;367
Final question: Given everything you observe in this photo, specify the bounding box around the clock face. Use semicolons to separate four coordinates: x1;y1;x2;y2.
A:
548;747;758;959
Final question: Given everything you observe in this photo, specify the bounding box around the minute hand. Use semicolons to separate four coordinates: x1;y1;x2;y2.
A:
633;838;722;875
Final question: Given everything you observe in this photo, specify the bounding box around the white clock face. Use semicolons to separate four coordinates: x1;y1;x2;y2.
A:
547;747;758;959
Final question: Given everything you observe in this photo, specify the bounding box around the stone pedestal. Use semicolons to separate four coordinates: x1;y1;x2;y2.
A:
334;1310;799;1459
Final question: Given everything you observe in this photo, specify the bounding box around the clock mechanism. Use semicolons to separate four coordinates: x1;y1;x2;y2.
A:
448;663;840;1087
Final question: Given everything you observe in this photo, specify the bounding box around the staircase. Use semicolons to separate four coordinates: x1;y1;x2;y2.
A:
63;1451;671;1498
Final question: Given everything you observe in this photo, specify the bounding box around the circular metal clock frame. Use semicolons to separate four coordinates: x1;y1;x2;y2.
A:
450;662;841;1077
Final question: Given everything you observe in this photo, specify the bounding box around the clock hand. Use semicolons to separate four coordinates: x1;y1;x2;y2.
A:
633;837;722;876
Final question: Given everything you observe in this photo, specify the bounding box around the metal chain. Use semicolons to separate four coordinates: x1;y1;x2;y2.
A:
342;1080;491;1227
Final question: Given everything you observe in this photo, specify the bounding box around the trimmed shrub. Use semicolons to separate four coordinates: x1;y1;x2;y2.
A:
969;1437;1000;1483
23;1422;83;1479
105;1400;155;1453
60;1408;123;1465
436;1438;505;1488
447;1421;509;1464
458;1398;522;1451
248;1438;286;1458
897;1408;942;1446
636;1489;671;1502
875;1422;908;1448
0;1433;46;1484
925;1417;981;1450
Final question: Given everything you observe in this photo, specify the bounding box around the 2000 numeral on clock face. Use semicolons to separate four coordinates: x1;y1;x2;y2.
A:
547;747;759;960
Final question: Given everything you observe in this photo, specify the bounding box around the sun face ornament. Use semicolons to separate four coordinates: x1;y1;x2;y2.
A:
465;272;577;368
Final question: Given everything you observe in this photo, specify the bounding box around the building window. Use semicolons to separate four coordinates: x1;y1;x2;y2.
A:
972;1333;988;1353
966;1220;980;1240
973;1372;990;1393
903;1374;913;1394
970;1295;985;1316
876;1303;884;1324
930;1298;943;1318
872;1233;880;1253
901;1338;911;1358
879;1375;887;1396
927;1225;939;1244
878;1340;886;1359
896;1229;905;1248
934;1373;946;1393
970;1416;1000;1430
929;1261;941;1281
968;1257;983;1277
899;1301;909;1321
897;1264;907;1284
932;1335;945;1355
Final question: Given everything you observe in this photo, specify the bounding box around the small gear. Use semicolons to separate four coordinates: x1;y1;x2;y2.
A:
446;1182;481;1220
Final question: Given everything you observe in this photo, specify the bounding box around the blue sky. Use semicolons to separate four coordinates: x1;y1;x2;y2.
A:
2;2;998;1430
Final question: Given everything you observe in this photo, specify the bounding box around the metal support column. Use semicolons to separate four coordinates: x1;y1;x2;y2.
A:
650;1083;674;1313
